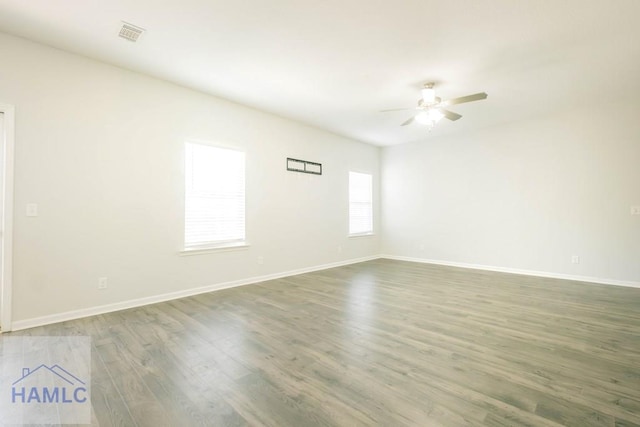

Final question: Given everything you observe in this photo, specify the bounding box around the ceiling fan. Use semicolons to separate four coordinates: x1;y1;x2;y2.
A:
381;83;488;130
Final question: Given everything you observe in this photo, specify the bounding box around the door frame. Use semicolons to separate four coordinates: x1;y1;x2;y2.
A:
0;103;15;332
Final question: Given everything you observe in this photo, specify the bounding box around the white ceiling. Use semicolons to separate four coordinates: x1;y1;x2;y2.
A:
0;0;638;146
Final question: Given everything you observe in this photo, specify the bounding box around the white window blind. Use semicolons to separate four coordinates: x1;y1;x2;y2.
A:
349;171;373;235
185;142;245;248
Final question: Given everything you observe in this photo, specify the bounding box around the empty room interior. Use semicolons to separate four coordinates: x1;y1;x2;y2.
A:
0;1;639;426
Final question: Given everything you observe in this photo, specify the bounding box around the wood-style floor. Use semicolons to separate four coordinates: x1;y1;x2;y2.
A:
7;259;640;426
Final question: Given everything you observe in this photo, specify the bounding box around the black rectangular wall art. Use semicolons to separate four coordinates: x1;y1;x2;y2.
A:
286;158;322;175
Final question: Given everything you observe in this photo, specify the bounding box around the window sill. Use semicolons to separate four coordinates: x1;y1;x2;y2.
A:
348;233;375;238
180;242;250;256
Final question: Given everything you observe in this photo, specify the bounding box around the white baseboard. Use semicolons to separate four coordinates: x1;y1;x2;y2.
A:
11;254;638;331
380;255;640;289
10;255;379;331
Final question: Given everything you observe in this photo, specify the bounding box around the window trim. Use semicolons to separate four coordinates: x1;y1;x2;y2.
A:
348;231;375;238
183;141;246;251
179;242;250;256
348;170;374;236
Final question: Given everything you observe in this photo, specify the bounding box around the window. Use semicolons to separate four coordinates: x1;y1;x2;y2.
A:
349;171;373;235
184;142;245;249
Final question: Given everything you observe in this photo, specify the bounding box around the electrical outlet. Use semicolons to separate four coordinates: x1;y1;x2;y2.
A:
631;206;640;215
257;256;264;265
98;277;108;290
26;203;38;217
571;255;580;264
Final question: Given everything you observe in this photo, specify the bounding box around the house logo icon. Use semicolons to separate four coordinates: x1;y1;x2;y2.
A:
11;364;88;404
1;336;92;424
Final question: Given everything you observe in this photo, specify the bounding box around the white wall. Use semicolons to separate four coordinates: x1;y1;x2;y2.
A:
382;104;640;283
0;33;380;324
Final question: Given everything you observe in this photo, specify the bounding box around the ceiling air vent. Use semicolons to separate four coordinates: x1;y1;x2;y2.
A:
118;22;145;42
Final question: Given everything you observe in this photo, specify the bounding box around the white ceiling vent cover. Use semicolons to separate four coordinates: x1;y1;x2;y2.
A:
118;22;145;42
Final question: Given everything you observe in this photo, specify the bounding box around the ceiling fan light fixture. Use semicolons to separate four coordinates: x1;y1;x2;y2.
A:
415;111;432;125
428;109;444;122
421;87;436;104
382;82;486;129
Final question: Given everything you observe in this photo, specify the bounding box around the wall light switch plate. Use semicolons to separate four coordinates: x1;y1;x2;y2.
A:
26;203;38;217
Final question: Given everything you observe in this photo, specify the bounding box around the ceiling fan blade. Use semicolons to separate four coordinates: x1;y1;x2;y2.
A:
440;109;462;121
380;107;412;112
443;92;488;106
400;116;415;126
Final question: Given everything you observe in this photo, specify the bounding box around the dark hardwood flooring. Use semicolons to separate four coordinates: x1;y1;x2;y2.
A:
5;259;640;426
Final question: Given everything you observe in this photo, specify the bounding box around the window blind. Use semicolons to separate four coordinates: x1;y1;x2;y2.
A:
349;171;373;235
185;142;245;248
